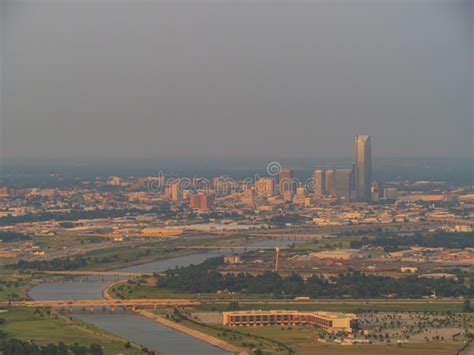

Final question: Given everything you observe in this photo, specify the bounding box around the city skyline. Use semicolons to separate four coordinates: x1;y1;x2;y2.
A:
0;1;472;354
140;135;372;201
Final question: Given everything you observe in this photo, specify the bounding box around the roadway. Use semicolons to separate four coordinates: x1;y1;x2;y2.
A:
38;270;154;277
1;299;199;310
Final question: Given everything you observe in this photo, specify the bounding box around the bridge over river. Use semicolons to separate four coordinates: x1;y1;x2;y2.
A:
1;299;199;312
31;270;158;281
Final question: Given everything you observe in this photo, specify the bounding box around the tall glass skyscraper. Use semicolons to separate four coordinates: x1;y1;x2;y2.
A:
354;135;372;201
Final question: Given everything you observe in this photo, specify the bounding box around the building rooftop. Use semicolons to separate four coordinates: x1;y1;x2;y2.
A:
222;310;357;320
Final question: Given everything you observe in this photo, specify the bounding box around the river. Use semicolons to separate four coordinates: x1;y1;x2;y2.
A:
29;238;297;354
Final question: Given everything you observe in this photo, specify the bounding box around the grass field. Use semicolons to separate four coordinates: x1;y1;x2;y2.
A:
110;283;274;301
0;308;142;354
32;233;103;251
294;341;463;355
243;326;465;354
110;283;183;299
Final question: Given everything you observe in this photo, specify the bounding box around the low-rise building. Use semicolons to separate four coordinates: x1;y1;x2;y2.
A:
224;255;241;264
140;228;183;238
222;310;358;333
310;249;362;261
401;266;418;273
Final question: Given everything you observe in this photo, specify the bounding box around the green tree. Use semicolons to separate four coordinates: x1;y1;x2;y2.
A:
464;298;472;312
227;301;240;311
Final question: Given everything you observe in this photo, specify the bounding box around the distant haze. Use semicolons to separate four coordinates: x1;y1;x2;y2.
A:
1;0;472;159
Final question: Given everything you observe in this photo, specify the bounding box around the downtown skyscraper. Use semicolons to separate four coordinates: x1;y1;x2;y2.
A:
354;135;372;201
312;170;325;197
279;168;294;195
335;168;353;200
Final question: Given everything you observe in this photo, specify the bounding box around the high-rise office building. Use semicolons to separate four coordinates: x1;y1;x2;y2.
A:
293;185;306;205
334;168;353;200
312;170;325;197
200;194;215;210
354;135;372;201
189;193;215;210
279;168;294;195
189;194;200;209
170;182;183;203
212;176;234;196
384;187;399;201
256;177;274;197
325;169;335;196
296;185;306;197
241;187;256;206
371;181;380;202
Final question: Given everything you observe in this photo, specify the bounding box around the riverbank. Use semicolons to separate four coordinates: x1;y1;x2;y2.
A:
103;279;127;300
138;310;246;355
104;280;244;354
27;236;291;354
0;307;142;354
16;233;258;276
53;310;145;353
457;338;474;355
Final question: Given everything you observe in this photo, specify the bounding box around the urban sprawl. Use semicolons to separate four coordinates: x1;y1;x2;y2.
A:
0;136;473;354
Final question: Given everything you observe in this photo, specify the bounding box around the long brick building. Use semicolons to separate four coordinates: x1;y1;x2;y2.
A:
222;310;358;333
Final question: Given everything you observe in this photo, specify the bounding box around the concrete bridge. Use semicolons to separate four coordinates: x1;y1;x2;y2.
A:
173;246;282;251
39;271;154;277
1;299;199;312
34;270;156;281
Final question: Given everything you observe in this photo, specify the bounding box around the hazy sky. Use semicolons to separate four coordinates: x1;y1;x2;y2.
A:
1;0;472;159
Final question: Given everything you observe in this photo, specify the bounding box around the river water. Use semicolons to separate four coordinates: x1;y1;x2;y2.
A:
29;238;296;355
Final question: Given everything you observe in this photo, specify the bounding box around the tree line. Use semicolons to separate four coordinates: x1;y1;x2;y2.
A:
157;257;471;298
10;256;89;271
0;339;103;355
0;231;31;242
8;253;122;271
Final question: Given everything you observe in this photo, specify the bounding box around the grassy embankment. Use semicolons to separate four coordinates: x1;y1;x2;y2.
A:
0;269;43;301
0;307;143;354
159;309;290;354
